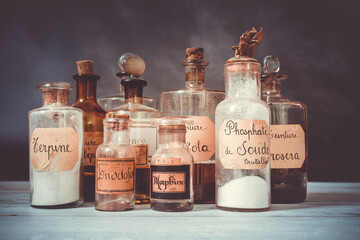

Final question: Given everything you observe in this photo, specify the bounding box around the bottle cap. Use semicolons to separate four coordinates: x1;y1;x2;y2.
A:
76;60;94;74
261;55;287;81
118;53;146;77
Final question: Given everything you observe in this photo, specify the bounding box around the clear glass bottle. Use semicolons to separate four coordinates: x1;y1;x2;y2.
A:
261;55;308;203
215;29;271;211
161;48;225;203
28;82;83;208
98;54;157;110
107;53;160;204
95;114;136;211
72;60;106;202
150;117;194;212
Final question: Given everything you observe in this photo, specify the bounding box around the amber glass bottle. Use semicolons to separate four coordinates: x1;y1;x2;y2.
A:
73;60;106;202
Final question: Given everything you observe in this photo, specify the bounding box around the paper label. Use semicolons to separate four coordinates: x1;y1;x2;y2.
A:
95;158;135;194
153;157;181;165
219;119;270;169
129;121;157;157
30;128;79;172
133;144;149;167
186;116;215;163
83;131;103;167
270;124;306;169
151;165;190;199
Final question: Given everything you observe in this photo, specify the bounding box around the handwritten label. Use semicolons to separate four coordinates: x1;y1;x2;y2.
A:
30;128;79;172
186;116;215;163
151;165;190;200
129;121;157;157
153;157;181;165
83;132;103;167
96;158;135;194
270;124;306;169
219;119;270;169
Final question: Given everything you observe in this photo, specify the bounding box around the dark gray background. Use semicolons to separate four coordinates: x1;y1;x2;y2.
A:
0;0;359;181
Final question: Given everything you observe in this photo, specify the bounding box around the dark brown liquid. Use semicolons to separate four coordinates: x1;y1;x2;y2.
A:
83;166;95;202
136;167;150;204
194;163;215;204
271;167;307;203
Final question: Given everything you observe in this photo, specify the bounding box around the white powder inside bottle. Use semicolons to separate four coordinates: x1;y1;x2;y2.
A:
217;176;269;209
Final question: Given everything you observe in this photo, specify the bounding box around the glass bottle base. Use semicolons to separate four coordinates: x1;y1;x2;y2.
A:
271;186;306;203
135;167;150;204
194;163;215;204
151;200;193;212
31;199;83;209
216;205;270;212
83;171;95;202
96;201;134;211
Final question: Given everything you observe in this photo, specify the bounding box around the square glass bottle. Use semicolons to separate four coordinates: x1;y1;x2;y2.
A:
29;82;83;208
160;48;225;203
261;55;308;203
72;60;106;202
107;53;160;204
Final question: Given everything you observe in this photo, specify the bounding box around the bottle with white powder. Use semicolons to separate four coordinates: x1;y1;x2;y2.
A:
215;27;271;211
29;82;83;208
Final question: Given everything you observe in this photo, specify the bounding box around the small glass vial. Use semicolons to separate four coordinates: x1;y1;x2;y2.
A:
261;55;308;203
107;53;160;204
28;82;83;208
98;54;157;110
215;29;271;211
161;48;225;203
95;114;136;211
72;60;106;202
150;117;194;212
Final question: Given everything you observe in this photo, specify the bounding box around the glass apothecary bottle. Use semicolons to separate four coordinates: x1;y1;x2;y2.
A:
98;54;157;111
261;55;308;203
215;28;271;211
29;82;83;208
150;117;194;212
95;114;136;211
72;60;106;202
161;48;225;203
107;53;160;204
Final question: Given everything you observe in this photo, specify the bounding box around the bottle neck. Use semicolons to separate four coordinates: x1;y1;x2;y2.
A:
121;79;146;104
184;66;205;89
261;79;282;97
158;128;186;146
73;74;99;101
104;125;129;144
224;62;261;99
41;89;70;106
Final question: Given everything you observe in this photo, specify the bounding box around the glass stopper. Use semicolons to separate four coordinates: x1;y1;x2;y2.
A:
263;55;280;74
118;53;146;77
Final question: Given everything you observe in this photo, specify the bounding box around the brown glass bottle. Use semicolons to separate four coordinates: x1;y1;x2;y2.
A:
73;60;106;202
107;54;160;204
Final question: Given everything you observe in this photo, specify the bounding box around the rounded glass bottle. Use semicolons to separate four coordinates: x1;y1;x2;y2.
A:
95;115;136;211
261;55;308;203
150;117;194;212
28;82;83;208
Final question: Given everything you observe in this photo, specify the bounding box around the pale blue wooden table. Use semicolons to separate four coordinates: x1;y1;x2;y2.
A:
0;182;359;240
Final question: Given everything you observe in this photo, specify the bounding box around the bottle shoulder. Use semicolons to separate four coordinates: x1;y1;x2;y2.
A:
108;103;160;114
96;144;136;158
161;88;225;96
73;100;106;114
217;98;270;110
152;146;193;164
29;105;83;116
262;96;307;109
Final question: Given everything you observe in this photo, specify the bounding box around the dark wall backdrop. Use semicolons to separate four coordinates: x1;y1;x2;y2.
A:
0;0;359;181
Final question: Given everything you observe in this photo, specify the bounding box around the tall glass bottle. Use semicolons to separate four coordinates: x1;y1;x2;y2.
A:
107;53;160;204
29;82;83;208
72;60;106;202
95;114;136;211
98;54;157;110
161;48;225;203
261;55;308;203
150;117;194;212
215;28;271;211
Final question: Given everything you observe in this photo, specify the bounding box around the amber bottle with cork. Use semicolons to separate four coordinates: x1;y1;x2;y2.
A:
73;60;106;202
161;48;225;203
107;53;160;204
261;55;308;203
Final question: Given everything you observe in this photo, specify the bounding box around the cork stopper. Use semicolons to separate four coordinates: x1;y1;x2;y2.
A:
118;53;146;77
186;48;204;60
76;60;94;74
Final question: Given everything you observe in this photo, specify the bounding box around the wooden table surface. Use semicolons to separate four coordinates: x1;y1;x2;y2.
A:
0;182;359;240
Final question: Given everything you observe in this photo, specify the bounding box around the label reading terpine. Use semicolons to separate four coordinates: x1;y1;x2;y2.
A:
151;165;190;200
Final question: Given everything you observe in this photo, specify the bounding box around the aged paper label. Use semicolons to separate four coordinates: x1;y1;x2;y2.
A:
219;119;270;169
83;131;103;167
